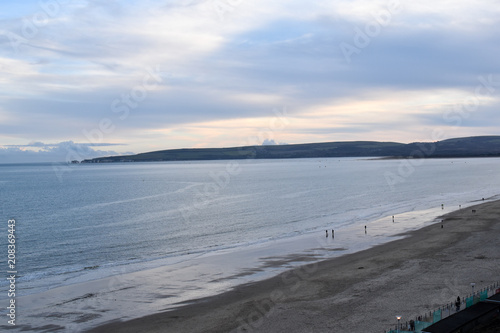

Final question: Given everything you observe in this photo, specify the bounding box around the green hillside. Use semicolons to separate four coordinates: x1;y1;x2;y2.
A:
82;136;500;163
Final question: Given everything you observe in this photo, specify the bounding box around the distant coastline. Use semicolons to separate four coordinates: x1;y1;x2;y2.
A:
82;135;500;163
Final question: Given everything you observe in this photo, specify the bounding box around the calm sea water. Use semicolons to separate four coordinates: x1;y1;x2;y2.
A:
1;157;499;298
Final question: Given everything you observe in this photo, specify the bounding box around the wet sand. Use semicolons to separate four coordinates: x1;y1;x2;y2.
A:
87;199;500;333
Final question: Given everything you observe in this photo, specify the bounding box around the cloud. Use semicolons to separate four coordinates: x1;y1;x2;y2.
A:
5;142;123;148
1;0;500;159
262;139;277;145
0;141;127;164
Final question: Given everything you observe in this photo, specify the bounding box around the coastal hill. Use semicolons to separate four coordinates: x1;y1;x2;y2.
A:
82;135;500;163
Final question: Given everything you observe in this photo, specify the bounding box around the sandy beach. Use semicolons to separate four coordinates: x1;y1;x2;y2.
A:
85;198;500;333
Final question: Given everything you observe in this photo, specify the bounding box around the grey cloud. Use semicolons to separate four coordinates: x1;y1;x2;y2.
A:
6;142;123;148
1;84;287;140
0;141;127;164
413;101;500;129
209;16;500;99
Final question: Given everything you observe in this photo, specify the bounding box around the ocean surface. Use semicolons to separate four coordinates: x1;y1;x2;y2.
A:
0;157;499;330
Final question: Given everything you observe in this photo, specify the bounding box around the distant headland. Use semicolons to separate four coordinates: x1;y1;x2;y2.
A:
81;135;500;163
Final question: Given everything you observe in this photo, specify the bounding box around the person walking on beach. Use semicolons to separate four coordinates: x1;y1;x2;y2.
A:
455;296;461;311
326;230;328;237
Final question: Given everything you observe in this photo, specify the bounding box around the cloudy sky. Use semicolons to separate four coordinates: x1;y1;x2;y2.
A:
1;0;499;163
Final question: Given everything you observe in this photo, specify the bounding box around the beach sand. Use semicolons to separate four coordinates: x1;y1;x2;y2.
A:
86;199;500;333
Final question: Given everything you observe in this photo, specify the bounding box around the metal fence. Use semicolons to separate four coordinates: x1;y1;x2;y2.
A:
385;281;500;333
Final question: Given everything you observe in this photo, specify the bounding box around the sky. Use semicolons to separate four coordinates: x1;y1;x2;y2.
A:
1;0;499;163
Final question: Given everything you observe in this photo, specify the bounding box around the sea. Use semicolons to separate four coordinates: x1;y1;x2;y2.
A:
0;157;499;331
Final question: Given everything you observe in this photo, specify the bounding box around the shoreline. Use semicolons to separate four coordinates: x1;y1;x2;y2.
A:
2;200;484;332
4;204;459;332
85;198;500;332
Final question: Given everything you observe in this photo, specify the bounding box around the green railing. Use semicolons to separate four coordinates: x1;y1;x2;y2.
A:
384;281;500;333
387;320;432;333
